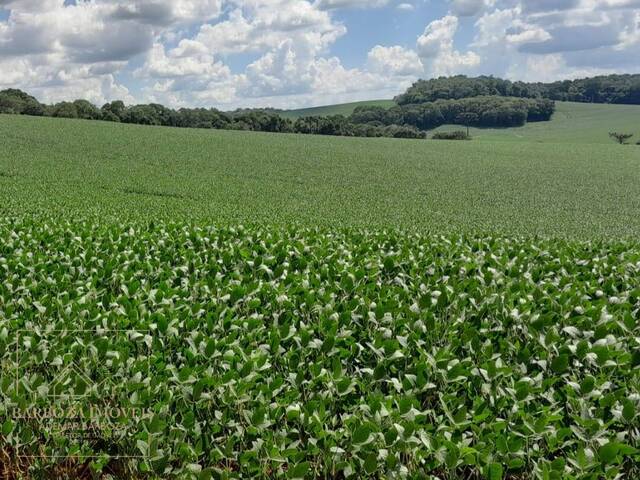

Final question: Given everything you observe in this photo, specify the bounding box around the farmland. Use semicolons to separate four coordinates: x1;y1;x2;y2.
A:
280;101;640;145
2;219;640;479
1;113;639;479
433;102;640;145
1;113;640;237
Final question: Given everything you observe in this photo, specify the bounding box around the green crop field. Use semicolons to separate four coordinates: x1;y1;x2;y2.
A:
1;113;640;237
1;113;639;479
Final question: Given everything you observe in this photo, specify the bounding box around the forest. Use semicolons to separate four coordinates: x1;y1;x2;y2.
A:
349;96;555;130
0;88;425;139
395;74;640;105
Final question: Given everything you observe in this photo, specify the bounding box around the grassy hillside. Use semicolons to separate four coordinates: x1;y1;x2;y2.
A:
434;101;640;144
279;99;395;119
1;113;639;237
282;100;640;144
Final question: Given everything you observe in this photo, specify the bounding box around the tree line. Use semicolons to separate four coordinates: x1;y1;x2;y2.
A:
350;96;555;129
1;82;557;140
0;88;426;139
395;74;640;105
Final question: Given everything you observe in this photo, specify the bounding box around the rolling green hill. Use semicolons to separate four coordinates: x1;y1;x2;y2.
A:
282;100;640;144
279;99;395;119
1;112;639;237
434;101;640;144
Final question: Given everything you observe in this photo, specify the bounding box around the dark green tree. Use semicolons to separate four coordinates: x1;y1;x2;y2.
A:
609;132;634;144
51;102;79;119
101;100;126;121
455;112;479;136
73;100;100;120
0;89;45;115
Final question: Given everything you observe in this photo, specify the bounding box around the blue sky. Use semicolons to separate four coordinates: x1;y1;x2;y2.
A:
0;0;639;109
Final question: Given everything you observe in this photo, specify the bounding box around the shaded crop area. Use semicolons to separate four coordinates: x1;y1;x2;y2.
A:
0;219;639;479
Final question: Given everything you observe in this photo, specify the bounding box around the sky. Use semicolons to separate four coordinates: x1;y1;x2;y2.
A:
0;0;639;110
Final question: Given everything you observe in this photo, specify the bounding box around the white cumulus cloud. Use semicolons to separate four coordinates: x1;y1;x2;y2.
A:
367;45;424;76
1;0;639;108
417;15;480;75
314;0;389;9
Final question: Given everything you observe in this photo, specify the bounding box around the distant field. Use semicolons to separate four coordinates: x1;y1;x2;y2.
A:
282;100;640;144
434;101;640;144
279;99;395;119
1;113;640;237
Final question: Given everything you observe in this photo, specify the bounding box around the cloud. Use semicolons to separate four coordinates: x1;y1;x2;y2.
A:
450;0;487;17
0;0;60;13
473;7;518;47
396;3;415;11
505;52;619;82
314;0;389;9
138;42;232;81
417;15;480;75
141;38;418;108
59;8;156;63
134;38;240;106
194;2;343;55
505;24;551;44
133;0;417;108
110;3;175;26
243;40;318;97
0;12;53;56
367;45;423;75
169;0;224;23
600;0;640;7
520;0;580;13
105;0;224;25
617;10;640;48
417;15;459;57
0;54;134;105
0;0;228;106
469;1;640;82
0;1;225;63
518;24;620;53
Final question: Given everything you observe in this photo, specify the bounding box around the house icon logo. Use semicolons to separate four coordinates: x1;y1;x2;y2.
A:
14;329;150;403
48;361;108;399
11;328;155;459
